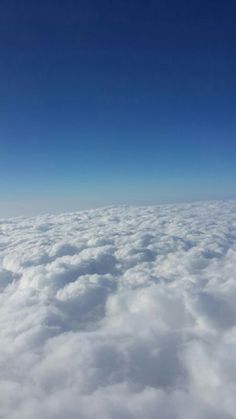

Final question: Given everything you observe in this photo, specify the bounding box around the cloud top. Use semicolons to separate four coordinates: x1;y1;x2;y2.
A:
1;201;236;418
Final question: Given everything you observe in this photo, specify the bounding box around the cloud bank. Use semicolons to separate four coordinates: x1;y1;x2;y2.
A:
1;201;236;418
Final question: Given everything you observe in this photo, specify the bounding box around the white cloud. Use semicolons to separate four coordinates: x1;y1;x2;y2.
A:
0;201;236;418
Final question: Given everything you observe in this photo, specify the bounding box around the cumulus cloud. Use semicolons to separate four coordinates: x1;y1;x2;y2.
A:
0;201;236;418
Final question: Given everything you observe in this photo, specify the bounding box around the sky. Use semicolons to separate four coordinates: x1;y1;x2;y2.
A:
1;0;236;215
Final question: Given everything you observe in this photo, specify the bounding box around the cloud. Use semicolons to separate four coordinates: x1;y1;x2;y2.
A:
0;201;236;418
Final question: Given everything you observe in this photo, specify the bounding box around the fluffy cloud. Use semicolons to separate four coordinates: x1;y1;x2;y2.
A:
0;201;236;418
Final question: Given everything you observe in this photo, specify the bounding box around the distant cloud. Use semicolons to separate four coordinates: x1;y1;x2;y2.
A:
0;201;236;418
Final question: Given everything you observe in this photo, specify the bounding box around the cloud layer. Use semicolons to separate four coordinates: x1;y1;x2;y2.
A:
1;201;236;418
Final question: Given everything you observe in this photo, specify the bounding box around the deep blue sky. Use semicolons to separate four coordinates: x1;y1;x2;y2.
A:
1;0;236;215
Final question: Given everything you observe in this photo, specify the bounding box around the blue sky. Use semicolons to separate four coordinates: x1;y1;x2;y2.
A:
1;0;236;215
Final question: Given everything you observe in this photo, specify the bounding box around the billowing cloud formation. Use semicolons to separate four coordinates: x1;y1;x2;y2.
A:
1;201;236;418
